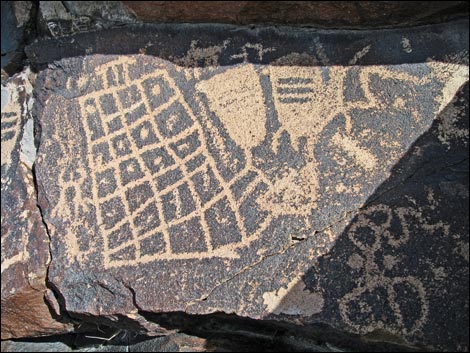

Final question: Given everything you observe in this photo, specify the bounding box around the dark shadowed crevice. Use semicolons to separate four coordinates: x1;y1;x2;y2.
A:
118;310;427;352
1;1;38;76
30;162;76;328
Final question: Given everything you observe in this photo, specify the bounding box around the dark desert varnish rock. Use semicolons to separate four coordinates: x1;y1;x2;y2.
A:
33;22;469;351
1;71;72;339
122;1;468;28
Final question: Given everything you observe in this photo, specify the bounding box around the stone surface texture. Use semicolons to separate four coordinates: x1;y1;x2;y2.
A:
37;1;137;37
31;21;469;351
34;1;469;39
1;70;72;339
123;1;468;27
1;1;34;72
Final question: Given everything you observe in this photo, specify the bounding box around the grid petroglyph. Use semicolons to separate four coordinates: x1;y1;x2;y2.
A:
76;58;271;268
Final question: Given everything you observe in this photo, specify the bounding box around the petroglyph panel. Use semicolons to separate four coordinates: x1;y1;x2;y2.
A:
32;21;468;351
35;55;468;271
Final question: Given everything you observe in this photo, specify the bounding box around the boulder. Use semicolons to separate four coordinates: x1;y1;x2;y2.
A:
32;21;469;350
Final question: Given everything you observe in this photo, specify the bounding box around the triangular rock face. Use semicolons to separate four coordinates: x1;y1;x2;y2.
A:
33;26;468;350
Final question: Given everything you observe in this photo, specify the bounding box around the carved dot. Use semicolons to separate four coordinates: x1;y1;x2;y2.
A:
347;253;364;270
131;121;158;148
111;134;132;157
119;159;144;186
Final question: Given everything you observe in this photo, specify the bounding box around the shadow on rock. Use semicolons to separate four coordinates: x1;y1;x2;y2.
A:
294;82;469;351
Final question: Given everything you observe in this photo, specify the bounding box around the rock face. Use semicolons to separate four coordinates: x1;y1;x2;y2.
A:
37;1;137;37
1;71;72;339
33;2;469;39
122;1;468;27
1;1;34;73
32;22;469;350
